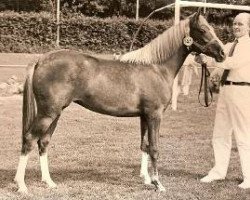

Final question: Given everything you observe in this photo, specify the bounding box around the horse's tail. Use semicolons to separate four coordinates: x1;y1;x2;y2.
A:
22;61;37;135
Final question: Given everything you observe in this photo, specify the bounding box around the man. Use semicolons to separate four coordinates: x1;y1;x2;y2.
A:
200;13;250;189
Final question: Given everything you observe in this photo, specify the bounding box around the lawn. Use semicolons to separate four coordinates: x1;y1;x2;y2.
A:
0;55;250;200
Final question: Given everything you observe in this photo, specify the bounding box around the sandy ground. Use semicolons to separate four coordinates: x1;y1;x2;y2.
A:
0;52;114;82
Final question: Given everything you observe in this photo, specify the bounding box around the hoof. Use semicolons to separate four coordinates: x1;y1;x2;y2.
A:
157;186;166;192
151;180;166;192
17;186;28;194
15;179;28;194
42;179;57;188
49;182;57;188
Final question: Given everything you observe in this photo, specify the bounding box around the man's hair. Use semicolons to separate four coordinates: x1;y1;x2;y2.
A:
236;12;250;27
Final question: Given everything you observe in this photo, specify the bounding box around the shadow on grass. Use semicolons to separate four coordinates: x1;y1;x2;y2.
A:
0;166;245;195
0;167;141;191
120;162;244;186
0;168;41;193
0;169;16;187
53;168;141;187
121;163;204;179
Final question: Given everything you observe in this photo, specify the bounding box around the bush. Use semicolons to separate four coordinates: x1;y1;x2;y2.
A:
0;11;232;54
0;11;56;53
60;15;173;53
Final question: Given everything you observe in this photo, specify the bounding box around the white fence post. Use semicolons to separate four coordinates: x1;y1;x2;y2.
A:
56;0;60;47
136;0;139;21
171;0;181;111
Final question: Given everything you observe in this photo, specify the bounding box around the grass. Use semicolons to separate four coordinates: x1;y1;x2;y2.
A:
1;62;250;200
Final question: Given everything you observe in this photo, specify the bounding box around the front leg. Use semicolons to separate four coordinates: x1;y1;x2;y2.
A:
140;116;151;185
147;113;166;192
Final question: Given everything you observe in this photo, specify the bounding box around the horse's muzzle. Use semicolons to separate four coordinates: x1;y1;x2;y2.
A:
215;49;226;62
205;40;226;63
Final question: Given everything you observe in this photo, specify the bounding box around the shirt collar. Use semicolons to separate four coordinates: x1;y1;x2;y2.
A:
236;34;250;43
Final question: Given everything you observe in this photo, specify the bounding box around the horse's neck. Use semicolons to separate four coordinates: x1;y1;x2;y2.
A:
120;20;189;65
162;45;190;79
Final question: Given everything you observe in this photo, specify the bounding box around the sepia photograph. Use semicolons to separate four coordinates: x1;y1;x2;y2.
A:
0;0;250;199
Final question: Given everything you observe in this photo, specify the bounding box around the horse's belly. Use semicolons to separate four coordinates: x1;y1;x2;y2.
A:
74;93;141;117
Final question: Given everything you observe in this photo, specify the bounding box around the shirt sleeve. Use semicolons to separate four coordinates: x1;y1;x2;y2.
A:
215;42;250;70
212;43;229;69
217;54;249;70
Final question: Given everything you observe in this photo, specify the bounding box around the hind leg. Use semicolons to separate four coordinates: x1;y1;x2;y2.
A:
14;131;38;193
37;115;60;188
15;114;59;192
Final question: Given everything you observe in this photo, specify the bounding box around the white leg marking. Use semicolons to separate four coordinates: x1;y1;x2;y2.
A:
14;155;29;193
140;152;151;185
40;153;57;188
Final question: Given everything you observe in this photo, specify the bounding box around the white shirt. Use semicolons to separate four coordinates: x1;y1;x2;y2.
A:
217;35;250;82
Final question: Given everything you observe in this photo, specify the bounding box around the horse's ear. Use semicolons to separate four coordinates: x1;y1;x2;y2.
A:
191;9;201;24
195;8;202;21
197;8;202;16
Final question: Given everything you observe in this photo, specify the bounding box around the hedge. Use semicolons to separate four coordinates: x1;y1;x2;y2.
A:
0;11;233;54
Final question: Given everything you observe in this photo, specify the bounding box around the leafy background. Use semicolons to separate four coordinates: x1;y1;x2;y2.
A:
0;11;234;53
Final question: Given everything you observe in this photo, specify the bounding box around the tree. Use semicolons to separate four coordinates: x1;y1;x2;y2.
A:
0;0;54;12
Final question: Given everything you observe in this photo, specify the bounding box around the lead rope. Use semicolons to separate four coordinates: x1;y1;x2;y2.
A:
198;62;213;107
183;38;213;107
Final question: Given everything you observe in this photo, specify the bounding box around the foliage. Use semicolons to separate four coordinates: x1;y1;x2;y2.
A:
60;0;250;20
0;0;54;12
60;0;175;19
0;11;234;53
0;0;249;21
0;11;170;53
0;11;56;53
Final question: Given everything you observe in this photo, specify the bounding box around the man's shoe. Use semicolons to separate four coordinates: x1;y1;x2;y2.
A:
200;175;224;183
238;181;250;189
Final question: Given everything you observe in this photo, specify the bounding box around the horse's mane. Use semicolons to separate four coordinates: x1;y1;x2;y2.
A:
119;18;190;65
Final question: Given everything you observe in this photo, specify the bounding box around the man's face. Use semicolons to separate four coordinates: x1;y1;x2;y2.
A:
233;14;250;38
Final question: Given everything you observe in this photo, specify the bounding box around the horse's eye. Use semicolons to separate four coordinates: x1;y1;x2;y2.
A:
200;29;206;33
199;25;208;33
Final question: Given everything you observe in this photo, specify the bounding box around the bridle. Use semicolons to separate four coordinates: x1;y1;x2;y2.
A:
183;35;218;54
183;35;214;107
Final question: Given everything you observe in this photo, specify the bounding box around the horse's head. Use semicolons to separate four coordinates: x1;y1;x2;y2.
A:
188;10;226;62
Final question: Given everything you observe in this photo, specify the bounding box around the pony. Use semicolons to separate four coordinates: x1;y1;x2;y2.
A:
14;10;225;193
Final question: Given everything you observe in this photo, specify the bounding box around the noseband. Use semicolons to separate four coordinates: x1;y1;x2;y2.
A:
183;35;217;53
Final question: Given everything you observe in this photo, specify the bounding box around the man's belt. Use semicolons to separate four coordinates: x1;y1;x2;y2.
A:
224;80;250;86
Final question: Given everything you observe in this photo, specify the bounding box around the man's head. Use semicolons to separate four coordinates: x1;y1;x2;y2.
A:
233;13;250;38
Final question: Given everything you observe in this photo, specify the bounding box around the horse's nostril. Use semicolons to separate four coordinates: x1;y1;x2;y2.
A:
220;50;225;57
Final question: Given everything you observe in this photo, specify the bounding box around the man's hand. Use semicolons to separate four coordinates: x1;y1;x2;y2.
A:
194;54;207;64
209;68;224;93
